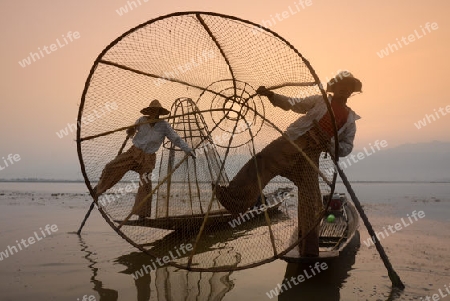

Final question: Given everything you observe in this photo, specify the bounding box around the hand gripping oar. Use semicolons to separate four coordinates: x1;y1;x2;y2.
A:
76;135;130;235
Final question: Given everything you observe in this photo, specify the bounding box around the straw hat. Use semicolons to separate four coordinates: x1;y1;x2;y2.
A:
140;99;170;115
326;71;362;94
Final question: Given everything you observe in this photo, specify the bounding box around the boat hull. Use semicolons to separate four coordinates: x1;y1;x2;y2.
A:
281;196;359;263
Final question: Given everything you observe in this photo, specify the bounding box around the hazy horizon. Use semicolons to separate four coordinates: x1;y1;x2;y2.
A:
1;1;449;181
1;140;448;182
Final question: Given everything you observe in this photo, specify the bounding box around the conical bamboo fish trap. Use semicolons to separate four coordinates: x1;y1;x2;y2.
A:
155;97;229;220
77;11;339;272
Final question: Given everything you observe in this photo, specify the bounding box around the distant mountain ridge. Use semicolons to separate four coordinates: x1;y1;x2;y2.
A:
341;140;450;182
0;178;84;183
387;140;450;153
0;141;448;183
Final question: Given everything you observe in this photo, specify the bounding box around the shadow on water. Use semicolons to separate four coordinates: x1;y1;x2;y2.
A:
79;235;235;301
79;226;403;300
115;251;234;301
77;209;290;300
79;236;119;301
277;231;403;301
276;231;360;301
107;209;292;300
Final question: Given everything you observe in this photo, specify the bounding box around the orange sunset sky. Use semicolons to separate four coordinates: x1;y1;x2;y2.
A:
0;0;449;179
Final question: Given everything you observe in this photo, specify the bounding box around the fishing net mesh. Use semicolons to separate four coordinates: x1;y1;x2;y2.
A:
78;12;338;272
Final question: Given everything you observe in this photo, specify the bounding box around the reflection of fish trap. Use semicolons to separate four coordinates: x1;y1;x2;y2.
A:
156;97;229;219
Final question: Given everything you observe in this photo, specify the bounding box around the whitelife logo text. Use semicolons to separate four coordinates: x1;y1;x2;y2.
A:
0;224;59;261
18;31;80;68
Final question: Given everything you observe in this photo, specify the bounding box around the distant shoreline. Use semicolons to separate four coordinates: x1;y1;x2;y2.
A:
0;179;449;184
0;179;85;183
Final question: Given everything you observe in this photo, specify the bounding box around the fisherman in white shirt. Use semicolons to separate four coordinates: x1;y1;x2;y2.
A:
95;99;195;219
215;71;362;257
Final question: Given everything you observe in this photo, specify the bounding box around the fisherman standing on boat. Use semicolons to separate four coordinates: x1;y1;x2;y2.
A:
214;71;362;257
94;99;196;219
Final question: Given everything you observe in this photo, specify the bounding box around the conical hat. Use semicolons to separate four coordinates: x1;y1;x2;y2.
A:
140;99;170;115
326;71;362;94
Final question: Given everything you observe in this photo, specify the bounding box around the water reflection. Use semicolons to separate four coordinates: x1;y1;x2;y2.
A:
79;236;119;301
136;208;288;271
116;251;234;301
79;235;234;301
79;229;403;300
278;232;360;301
277;232;404;301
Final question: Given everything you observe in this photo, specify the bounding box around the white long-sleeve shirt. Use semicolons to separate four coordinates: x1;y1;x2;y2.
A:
132;117;192;154
270;94;361;157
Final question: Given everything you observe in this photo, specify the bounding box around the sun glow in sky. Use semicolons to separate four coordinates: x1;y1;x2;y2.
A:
0;0;449;179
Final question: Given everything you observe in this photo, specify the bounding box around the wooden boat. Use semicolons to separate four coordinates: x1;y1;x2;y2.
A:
115;187;292;231
281;193;359;263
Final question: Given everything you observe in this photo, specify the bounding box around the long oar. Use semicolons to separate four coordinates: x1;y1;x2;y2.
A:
308;117;405;289
76;135;130;235
336;163;405;289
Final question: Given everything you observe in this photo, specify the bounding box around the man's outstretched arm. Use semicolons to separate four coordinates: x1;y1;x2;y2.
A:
256;86;319;113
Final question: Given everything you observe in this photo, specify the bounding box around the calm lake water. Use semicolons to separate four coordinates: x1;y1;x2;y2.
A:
0;182;449;301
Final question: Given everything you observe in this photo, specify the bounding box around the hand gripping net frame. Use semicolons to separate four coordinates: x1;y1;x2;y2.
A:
77;11;340;272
